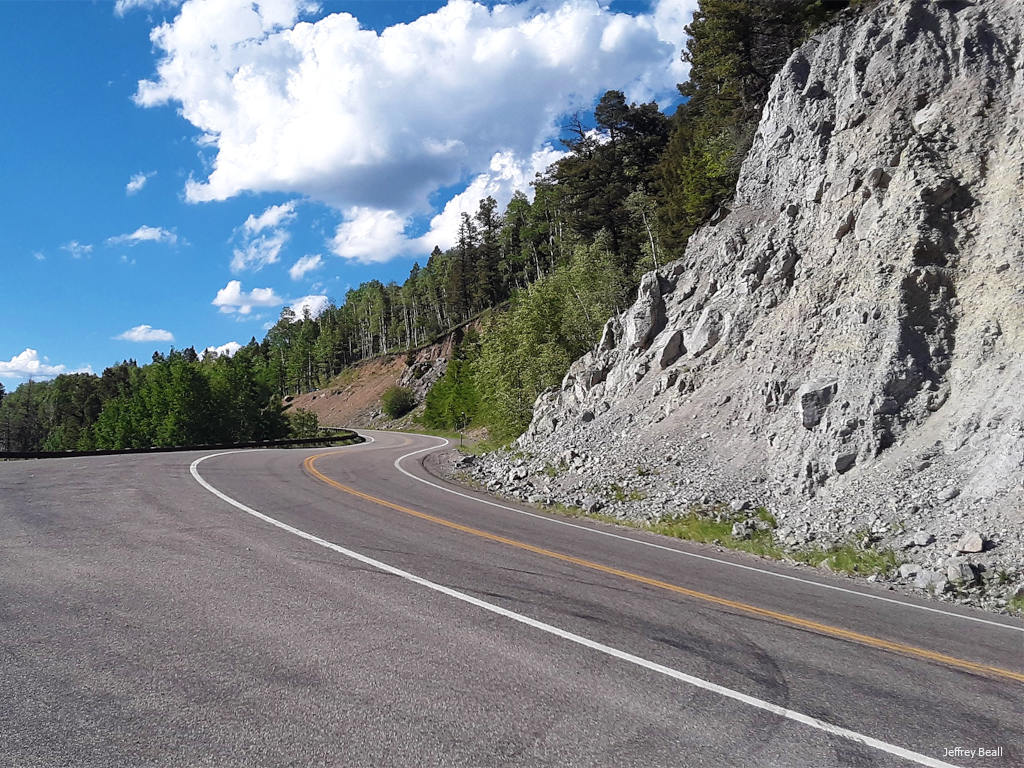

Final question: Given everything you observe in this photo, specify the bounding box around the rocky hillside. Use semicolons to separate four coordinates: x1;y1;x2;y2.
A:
463;0;1024;609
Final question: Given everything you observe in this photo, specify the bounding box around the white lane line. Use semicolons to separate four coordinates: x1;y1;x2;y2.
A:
384;432;1023;633
191;449;962;768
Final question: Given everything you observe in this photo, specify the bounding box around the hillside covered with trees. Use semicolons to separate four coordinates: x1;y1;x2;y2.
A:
0;0;844;453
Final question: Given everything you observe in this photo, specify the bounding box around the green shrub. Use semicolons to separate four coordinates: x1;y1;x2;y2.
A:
423;340;480;430
287;408;319;438
381;386;416;419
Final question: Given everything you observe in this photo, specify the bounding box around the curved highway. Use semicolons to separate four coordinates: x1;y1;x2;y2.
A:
1;430;1021;767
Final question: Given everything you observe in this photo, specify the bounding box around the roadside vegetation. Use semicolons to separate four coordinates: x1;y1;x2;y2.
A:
380;386;416;419
286;408;320;438
544;501;903;578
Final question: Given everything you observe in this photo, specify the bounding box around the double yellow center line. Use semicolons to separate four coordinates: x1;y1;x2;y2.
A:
304;452;1024;684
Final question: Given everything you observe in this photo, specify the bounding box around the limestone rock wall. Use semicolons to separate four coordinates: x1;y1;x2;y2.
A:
479;0;1023;603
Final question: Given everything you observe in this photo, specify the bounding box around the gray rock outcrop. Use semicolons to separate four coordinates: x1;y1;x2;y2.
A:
469;0;1024;610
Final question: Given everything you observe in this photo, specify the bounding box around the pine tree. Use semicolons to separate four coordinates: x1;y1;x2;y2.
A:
473;196;502;311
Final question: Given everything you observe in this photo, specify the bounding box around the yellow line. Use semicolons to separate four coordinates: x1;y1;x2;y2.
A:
304;452;1024;684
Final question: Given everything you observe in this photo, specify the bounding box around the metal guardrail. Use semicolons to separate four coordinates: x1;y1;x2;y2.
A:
0;431;362;461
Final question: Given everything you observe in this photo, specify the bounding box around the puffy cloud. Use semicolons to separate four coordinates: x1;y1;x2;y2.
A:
62;241;93;258
289;253;322;280
287;294;329;319
212;279;283;314
136;0;693;260
32;252;45;261
330;208;408;263
203;340;242;358
654;0;698;46
107;225;178;246
126;170;156;194
115;324;175;342
0;349;92;381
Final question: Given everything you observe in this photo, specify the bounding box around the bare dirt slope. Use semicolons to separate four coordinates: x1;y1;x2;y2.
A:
284;322;477;428
286;355;408;428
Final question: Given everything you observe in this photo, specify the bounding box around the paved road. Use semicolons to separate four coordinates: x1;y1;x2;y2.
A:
1;430;1021;767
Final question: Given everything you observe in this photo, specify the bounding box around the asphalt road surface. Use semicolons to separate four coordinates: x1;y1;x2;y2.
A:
1;429;1021;767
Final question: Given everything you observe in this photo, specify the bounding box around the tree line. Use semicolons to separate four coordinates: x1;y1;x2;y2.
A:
0;346;302;452
1;0;842;452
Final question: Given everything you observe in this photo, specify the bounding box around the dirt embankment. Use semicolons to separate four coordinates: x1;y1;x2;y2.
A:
284;320;481;428
285;355;409;428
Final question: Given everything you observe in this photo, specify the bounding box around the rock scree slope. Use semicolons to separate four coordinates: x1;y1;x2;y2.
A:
464;0;1024;609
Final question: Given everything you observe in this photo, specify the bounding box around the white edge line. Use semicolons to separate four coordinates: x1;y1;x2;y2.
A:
190;448;963;768
384;431;1024;634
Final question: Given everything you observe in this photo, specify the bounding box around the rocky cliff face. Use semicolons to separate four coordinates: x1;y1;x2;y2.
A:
467;0;1024;606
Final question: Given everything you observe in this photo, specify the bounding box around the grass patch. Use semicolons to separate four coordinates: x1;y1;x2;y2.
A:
791;541;901;577
461;437;511;455
608;483;646;503
649;511;783;559
1009;594;1024;614
992;569;1014;586
537;500;901;577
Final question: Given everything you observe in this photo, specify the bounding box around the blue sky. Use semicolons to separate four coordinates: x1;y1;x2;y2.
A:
0;0;693;389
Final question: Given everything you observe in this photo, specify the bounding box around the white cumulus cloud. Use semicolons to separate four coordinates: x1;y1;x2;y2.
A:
287;294;329;320
330;208;408;263
107;225;178;246
212;280;283;314
115;324;175;342
203;340;242;358
126;170;157;194
289;253;322;280
653;0;698;82
135;0;694;261
0;349;92;381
